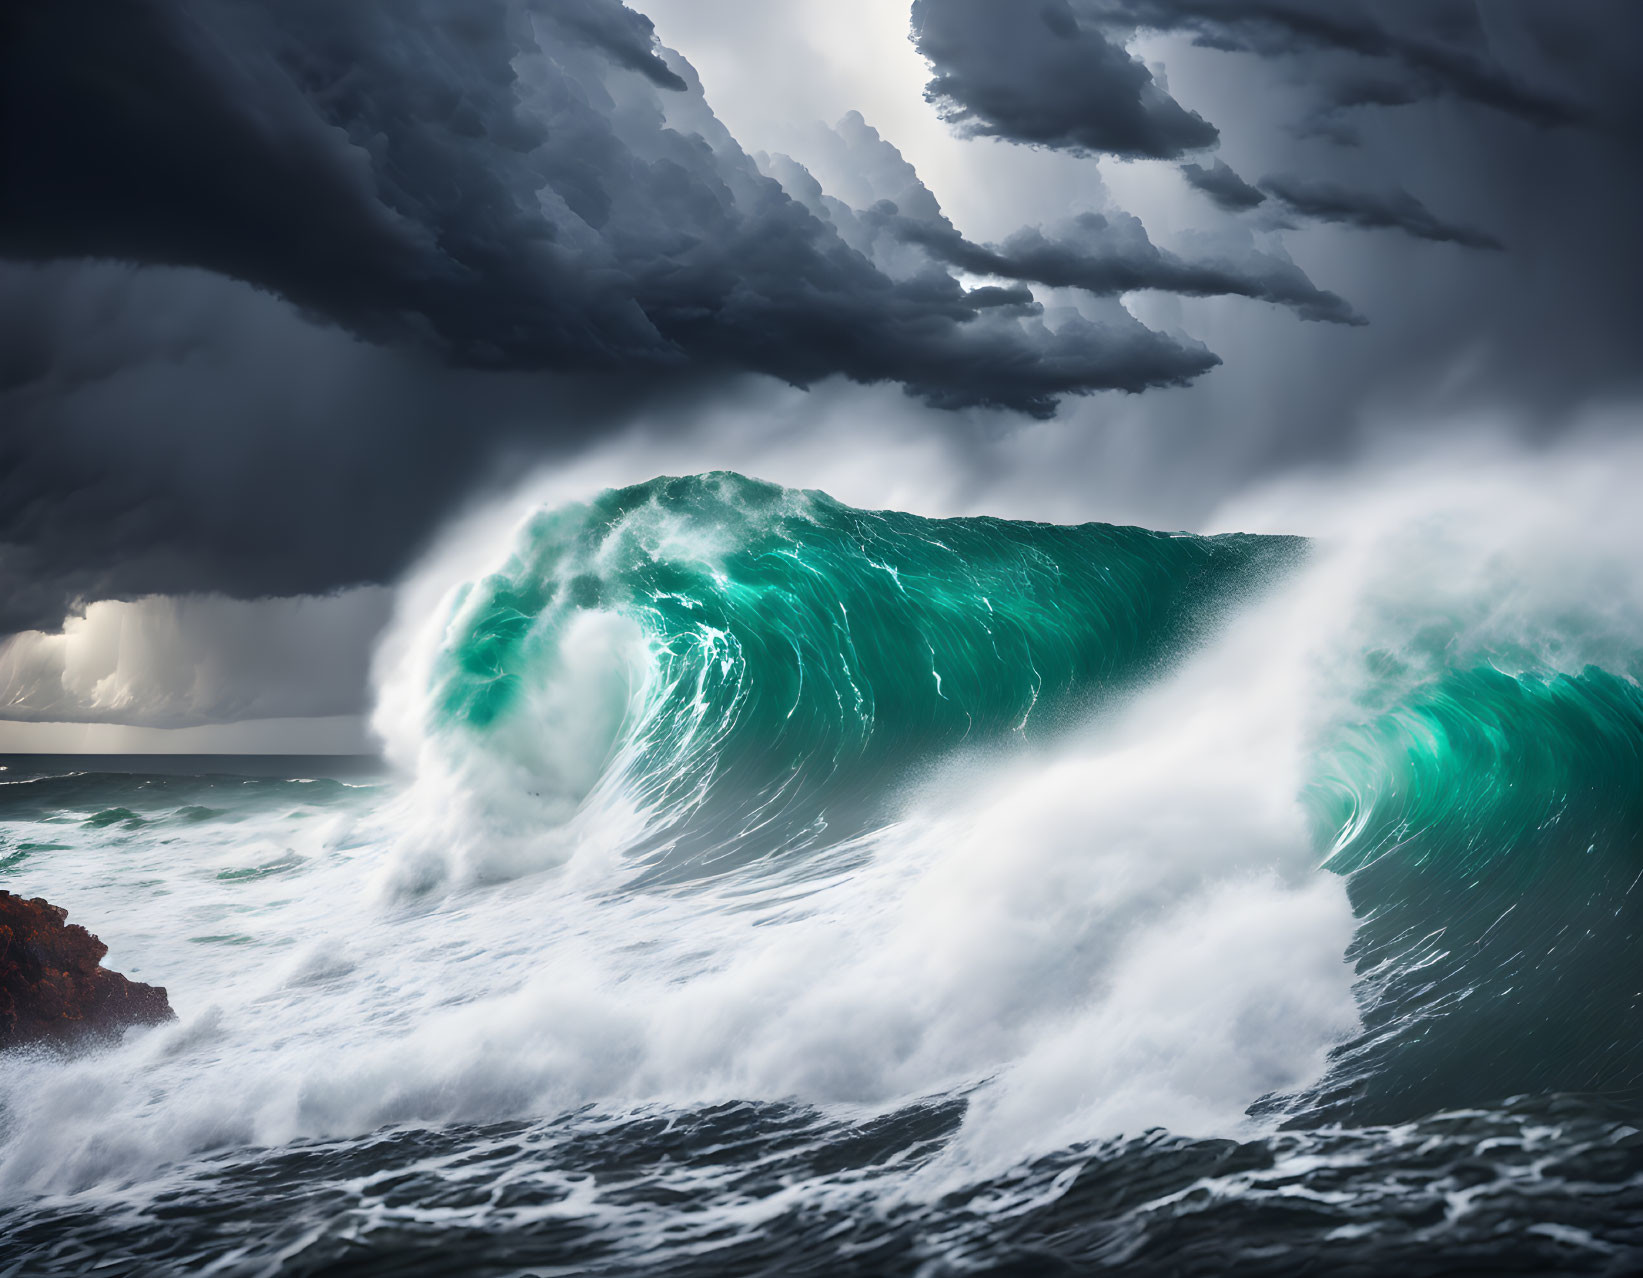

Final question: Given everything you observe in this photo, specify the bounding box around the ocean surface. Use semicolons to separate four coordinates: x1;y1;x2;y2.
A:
3;471;1642;1276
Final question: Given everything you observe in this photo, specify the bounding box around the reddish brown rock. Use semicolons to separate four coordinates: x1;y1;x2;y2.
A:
0;890;174;1051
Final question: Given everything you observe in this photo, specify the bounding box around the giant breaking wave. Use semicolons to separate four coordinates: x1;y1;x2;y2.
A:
384;471;1303;887
4;460;1643;1269
372;468;1643;1130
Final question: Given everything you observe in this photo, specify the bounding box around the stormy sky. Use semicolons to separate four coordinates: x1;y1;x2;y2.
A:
2;0;1639;750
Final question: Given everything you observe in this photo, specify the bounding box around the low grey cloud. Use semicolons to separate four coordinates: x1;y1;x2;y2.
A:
1180;160;1267;212
881;213;1360;324
1260;176;1503;250
909;0;1594;168
1111;0;1590;131
910;0;1218;159
771;114;1357;324
909;2;1629;211
547;0;690;89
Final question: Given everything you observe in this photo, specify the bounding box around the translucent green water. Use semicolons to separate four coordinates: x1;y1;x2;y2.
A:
430;471;1301;864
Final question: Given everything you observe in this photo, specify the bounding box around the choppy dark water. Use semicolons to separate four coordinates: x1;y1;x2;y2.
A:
8;1094;1643;1276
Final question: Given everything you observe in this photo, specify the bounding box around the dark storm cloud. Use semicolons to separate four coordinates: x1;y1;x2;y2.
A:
910;0;1219;159
1261;176;1503;250
0;0;1222;425
0;260;643;635
1179;160;1267;212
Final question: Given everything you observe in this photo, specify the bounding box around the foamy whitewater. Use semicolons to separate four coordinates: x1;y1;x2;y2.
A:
4;443;1643;1275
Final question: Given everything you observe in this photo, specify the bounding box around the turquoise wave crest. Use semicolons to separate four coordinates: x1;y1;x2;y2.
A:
427;472;1300;867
